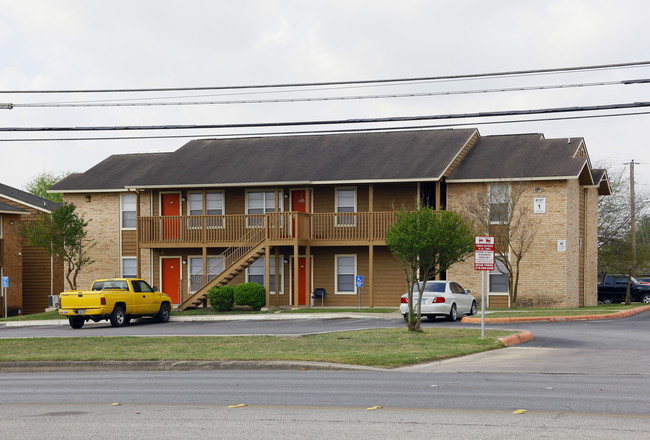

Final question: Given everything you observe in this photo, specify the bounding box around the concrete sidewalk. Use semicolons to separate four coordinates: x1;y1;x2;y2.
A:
0;311;402;327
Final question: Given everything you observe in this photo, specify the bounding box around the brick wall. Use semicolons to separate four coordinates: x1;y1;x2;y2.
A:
66;191;153;289
446;179;597;308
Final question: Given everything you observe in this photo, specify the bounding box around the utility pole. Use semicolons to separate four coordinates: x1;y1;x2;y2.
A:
631;160;636;276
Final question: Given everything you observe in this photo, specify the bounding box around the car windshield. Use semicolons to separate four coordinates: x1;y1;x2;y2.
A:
413;283;445;293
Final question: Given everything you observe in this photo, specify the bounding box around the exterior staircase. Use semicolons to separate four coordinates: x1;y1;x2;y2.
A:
181;230;266;309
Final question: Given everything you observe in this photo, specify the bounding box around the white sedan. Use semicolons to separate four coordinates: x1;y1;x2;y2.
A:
399;280;477;321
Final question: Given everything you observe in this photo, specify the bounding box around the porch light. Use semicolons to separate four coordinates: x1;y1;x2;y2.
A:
85;195;91;202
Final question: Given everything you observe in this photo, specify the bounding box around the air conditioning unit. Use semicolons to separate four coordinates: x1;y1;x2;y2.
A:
47;295;60;308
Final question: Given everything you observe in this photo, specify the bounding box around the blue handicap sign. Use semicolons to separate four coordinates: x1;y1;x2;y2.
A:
1;276;7;288
355;275;363;288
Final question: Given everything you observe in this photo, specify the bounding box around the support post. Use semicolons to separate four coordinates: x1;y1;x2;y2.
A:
264;246;271;309
293;242;299;308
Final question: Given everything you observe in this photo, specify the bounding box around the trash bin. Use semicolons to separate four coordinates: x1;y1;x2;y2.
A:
311;288;326;307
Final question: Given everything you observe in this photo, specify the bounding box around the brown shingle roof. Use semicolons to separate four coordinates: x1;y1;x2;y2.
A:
446;134;587;181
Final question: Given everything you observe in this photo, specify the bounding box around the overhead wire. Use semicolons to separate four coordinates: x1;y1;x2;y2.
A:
10;78;648;108
1;60;650;94
1;109;650;142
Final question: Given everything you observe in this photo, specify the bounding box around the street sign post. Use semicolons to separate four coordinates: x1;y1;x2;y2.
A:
1;276;7;319
474;237;495;338
356;276;363;310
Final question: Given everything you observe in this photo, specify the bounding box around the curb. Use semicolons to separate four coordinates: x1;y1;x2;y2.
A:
498;330;534;346
461;305;650;324
0;359;386;373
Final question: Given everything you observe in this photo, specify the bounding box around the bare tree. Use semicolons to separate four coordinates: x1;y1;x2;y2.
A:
596;160;650;251
462;182;541;306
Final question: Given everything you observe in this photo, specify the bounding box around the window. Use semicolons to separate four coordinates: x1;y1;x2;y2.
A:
121;193;137;229
336;188;356;226
489;257;509;293
131;280;154;292
489;183;510;224
246;256;283;293
335;255;356;294
189;256;224;293
122;258;137;278
247;190;281;227
188;191;224;228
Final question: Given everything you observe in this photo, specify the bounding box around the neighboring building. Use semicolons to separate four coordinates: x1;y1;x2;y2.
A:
0;183;64;315
50;128;610;309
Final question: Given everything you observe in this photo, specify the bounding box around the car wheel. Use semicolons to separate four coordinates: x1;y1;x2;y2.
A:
402;313;408;323
601;299;613;304
109;306;127;327
642;294;650;304
156;303;171;323
447;304;457;322
469;301;477;316
68;316;84;329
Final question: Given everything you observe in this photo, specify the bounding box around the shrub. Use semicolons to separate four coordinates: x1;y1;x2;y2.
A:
234;282;266;310
207;285;235;312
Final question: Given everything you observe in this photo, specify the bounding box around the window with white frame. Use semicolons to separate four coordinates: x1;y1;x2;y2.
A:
189;256;224;293
246;256;282;293
121;193;137;229
489;256;509;293
489;183;510;224
188;191;224;228
122;257;137;278
335;187;356;226
247;190;281;227
335;255;356;293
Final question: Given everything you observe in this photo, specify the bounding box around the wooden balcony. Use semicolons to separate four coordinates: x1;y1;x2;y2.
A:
138;211;397;248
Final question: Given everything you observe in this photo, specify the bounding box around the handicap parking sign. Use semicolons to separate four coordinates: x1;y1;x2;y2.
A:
1;276;7;288
355;275;363;288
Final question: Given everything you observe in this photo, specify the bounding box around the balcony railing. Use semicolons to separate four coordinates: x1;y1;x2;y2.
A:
138;211;398;246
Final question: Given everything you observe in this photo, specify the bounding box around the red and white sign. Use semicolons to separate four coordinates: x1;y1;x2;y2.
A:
474;236;495;271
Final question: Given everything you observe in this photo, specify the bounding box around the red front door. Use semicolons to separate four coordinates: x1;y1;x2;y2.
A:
161;193;181;240
291;190;309;238
293;257;311;306
162;257;182;304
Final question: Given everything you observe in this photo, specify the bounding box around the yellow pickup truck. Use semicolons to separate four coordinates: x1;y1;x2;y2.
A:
59;279;172;329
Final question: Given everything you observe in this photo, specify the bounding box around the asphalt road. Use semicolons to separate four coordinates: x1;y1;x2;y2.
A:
2;312;650;438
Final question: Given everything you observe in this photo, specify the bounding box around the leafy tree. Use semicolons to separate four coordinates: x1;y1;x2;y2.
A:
386;205;474;332
24;170;73;204
21;203;95;290
463;182;541;306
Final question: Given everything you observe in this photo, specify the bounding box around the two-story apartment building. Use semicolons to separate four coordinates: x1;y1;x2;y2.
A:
50;128;609;309
0;183;63;315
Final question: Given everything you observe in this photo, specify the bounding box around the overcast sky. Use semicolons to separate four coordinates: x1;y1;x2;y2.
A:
2;0;650;194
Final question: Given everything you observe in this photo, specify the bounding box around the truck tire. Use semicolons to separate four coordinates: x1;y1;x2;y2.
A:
155;303;171;323
68;316;84;329
109;306;127;327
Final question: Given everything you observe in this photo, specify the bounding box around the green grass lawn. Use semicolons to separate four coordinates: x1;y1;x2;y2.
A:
0;328;512;368
480;303;647;318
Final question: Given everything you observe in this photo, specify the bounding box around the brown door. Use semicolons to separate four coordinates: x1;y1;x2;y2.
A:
162;257;181;304
161;193;181;240
293;256;311;306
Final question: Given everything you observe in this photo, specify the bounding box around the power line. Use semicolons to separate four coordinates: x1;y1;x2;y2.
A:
2;60;650;95
0;103;650;142
9;78;646;109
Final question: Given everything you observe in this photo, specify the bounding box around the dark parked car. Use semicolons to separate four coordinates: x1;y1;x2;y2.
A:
598;275;650;304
